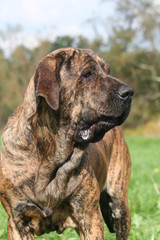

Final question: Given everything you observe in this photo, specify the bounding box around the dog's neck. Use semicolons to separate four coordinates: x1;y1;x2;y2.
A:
32;98;80;164
30;99;87;199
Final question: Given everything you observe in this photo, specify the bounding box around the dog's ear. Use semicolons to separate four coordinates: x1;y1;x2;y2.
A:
34;52;65;110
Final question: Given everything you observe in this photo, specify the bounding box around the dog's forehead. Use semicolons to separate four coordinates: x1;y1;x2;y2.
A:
48;47;109;79
66;48;104;64
49;47;105;65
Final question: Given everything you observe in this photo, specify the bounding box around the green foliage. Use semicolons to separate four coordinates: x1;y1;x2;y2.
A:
0;137;160;239
0;0;160;129
109;0;160;51
51;36;75;50
0;39;160;129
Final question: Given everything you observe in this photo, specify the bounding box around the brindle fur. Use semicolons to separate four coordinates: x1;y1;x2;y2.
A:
0;48;132;240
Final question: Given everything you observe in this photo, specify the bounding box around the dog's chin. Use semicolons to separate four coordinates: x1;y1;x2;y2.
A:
74;106;131;143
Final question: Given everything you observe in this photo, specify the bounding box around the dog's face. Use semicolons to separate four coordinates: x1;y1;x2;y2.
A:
35;48;133;143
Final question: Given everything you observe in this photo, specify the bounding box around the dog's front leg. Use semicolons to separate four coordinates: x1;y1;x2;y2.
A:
7;217;34;240
100;191;131;240
76;208;103;240
109;196;131;240
100;136;131;240
71;174;104;240
80;207;104;240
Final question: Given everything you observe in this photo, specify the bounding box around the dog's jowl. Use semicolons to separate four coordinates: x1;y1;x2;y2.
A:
0;48;133;240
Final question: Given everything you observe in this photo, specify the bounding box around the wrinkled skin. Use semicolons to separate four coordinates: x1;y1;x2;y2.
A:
0;48;133;239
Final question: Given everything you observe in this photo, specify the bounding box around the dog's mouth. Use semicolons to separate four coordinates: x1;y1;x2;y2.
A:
79;120;114;142
74;106;131;143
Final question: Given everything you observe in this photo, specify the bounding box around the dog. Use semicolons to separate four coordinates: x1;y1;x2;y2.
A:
0;48;133;240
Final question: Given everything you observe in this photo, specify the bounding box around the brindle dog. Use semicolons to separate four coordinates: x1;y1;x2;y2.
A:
0;48;133;240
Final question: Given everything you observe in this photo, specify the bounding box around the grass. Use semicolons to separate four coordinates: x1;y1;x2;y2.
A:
0;136;160;239
127;137;160;240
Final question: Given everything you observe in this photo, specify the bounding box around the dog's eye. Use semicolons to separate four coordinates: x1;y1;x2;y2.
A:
82;70;92;79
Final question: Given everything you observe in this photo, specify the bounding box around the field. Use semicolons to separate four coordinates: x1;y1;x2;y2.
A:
0;136;160;240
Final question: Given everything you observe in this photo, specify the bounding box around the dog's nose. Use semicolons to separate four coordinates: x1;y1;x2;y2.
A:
117;84;134;100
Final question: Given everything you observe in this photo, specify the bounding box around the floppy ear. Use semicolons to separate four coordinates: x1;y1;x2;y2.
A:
34;52;65;110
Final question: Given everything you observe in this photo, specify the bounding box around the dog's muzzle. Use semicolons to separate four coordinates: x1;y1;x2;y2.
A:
74;84;134;144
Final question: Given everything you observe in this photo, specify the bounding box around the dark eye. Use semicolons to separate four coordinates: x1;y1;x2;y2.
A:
82;70;92;79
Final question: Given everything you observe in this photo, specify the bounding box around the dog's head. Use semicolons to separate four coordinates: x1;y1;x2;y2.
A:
34;48;133;143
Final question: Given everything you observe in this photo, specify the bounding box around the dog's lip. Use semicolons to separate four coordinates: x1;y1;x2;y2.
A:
80;115;114;129
75;116;116;142
75;105;131;143
80;115;117;131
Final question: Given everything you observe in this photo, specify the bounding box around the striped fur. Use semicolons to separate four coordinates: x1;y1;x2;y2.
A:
0;48;132;240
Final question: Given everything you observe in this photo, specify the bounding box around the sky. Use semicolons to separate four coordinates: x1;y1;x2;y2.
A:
0;0;115;53
1;0;160;54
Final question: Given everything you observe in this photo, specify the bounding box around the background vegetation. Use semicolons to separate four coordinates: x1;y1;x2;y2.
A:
0;0;160;133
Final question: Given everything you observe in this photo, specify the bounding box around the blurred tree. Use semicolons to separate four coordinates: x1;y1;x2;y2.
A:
0;24;22;55
0;48;12;128
51;35;75;50
0;0;160;130
31;40;53;69
107;0;160;51
76;35;91;49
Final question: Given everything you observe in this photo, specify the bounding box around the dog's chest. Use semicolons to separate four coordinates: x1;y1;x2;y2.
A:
15;200;76;236
15;167;86;235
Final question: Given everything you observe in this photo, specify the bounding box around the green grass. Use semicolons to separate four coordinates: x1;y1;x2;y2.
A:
0;136;160;239
127;137;160;240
